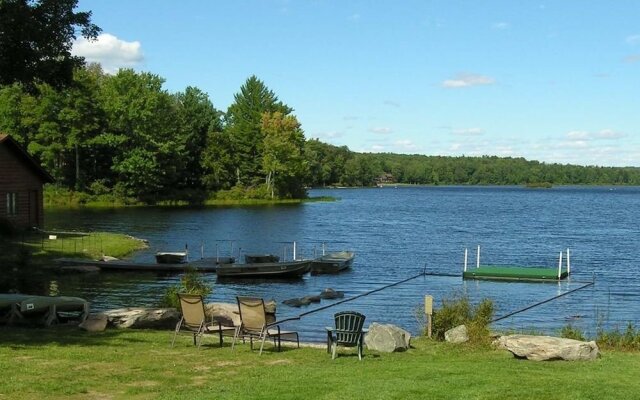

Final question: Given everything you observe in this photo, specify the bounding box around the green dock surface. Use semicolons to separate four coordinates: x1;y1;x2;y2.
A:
463;265;568;282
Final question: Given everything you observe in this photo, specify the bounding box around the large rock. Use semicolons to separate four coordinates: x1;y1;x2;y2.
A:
319;288;345;300
495;335;600;361
445;325;469;344
365;322;411;352
204;302;240;326
204;301;276;326
79;314;108;332
102;307;180;329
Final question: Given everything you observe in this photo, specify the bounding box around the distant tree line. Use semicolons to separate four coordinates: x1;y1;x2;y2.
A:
2;66;640;205
1;1;638;205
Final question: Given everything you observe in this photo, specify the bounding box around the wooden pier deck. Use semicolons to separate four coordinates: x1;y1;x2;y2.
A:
56;258;221;272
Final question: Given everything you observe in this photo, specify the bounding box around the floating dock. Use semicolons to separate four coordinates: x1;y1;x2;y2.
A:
463;266;568;281
462;246;571;282
55;257;226;272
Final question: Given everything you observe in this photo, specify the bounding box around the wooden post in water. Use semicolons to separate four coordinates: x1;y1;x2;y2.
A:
200;242;204;259
322;242;326;256
293;241;297;261
476;245;480;269
566;248;571;275
557;251;563;279
424;295;433;339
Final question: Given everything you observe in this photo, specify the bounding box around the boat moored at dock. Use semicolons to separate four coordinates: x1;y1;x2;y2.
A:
311;251;355;275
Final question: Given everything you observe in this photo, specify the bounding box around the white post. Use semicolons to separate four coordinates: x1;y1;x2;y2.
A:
293;241;297;261
557;251;563;279
322;242;326;256
215;243;219;262
185;244;189;262
200;242;204;259
476;245;481;269
566;248;571;275
464;248;468;272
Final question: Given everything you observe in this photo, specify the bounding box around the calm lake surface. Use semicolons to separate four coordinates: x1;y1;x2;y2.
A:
46;186;640;342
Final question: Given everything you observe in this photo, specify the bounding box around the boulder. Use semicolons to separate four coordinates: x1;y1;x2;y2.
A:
101;255;119;262
79;314;108;332
495;335;600;361
204;302;240;326
204;301;276;326
445;325;469;344
364;322;411;352
283;298;311;307
264;299;277;314
319;288;345;300
101;307;180;329
301;295;322;304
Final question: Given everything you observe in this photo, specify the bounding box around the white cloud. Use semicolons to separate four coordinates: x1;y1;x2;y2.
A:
394;139;418;151
369;127;393;134
626;34;640;45
595;129;625;139
492;22;510;30
451;127;485;136
72;33;143;73
624;54;640;63
315;131;344;140
442;73;495;88
566;129;626;141
566;130;589;141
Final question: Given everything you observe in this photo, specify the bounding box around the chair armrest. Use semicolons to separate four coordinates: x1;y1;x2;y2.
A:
325;327;335;332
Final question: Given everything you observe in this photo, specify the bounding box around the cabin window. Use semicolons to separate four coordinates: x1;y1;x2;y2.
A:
6;192;17;215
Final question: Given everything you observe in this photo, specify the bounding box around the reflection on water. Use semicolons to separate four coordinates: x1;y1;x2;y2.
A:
45;186;640;342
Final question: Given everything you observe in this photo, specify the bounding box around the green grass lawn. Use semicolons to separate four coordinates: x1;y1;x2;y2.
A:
0;327;637;399
1;231;147;263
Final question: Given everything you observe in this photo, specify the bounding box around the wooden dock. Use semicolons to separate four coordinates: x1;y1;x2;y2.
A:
56;258;221;272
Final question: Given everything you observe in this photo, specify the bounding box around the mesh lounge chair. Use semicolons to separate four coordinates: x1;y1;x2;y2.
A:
171;293;237;348
326;311;367;360
232;296;299;355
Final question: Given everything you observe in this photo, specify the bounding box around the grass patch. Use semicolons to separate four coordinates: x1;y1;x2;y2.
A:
0;327;638;399
0;231;147;293
2;231;148;262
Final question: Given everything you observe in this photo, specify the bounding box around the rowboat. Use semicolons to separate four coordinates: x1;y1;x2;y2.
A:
216;259;311;279
155;251;188;264
244;254;280;264
311;251;355;275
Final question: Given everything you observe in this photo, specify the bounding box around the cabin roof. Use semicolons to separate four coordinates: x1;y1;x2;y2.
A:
0;134;55;183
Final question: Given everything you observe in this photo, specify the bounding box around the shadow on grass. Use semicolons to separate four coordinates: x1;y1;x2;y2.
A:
0;325;153;347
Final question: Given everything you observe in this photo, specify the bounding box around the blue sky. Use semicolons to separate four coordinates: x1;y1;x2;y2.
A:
73;1;640;167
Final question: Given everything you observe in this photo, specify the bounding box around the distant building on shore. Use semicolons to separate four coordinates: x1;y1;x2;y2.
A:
375;172;395;186
0;134;54;230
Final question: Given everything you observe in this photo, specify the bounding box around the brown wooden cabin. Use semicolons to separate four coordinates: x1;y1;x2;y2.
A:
0;134;54;230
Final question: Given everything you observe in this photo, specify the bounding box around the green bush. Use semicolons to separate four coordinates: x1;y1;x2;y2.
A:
560;324;586;341
597;323;640;350
160;268;213;309
430;294;494;344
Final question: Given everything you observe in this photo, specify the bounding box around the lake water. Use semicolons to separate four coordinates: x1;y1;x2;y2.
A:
45;186;640;342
